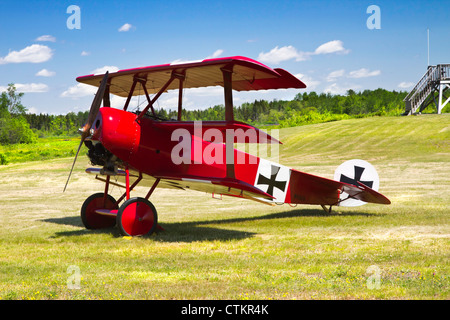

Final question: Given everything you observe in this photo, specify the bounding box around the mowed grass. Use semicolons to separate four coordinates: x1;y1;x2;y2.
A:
0;114;448;300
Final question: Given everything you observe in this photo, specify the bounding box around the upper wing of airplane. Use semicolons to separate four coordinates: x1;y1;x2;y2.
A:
76;56;306;97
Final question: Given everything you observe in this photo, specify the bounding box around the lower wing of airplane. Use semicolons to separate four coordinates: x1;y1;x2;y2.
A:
86;158;390;209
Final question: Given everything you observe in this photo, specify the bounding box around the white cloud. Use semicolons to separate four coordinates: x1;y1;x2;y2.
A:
118;23;133;32
185;86;224;97
325;68;380;82
314;40;350;55
61;66;120;99
258;46;310;64
171;50;225;65
171;58;195;65
398;82;414;89
258;40;349;65
18;83;49;93
61;83;97;98
159;94;180;109
0;44;53;64
81;51;90;56
35;35;56;42
91;65;120;75
27;107;39;114
324;83;343;95
326;69;346;82
205;49;224;59
295;73;320;90
348;68;381;78
110;95;128;109
0;83;49;93
324;83;361;95
36;68;55;77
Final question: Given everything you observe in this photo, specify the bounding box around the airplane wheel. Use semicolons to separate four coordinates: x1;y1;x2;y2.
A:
117;197;158;237
81;193;118;229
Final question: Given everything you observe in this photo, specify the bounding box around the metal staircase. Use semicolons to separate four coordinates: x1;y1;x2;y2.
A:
403;64;450;115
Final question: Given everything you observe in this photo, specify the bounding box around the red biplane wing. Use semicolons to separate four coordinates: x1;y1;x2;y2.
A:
76;56;306;97
86;168;276;205
86;161;390;207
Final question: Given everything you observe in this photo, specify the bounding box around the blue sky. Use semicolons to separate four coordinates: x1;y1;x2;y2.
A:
0;0;448;115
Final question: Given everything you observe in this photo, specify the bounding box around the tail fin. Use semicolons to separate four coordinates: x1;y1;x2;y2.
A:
334;159;384;207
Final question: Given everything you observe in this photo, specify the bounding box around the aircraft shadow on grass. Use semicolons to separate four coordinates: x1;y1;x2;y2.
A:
41;209;384;243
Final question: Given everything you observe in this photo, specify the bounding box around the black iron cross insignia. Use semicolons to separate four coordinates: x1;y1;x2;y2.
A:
257;165;287;196
340;166;373;188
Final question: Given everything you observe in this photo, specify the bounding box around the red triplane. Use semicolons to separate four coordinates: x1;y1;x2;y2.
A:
64;56;390;237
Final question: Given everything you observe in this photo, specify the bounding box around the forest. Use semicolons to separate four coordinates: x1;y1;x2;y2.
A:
155;88;409;127
1;82;444;146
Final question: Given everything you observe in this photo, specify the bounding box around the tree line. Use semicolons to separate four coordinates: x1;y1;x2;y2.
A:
1;83;421;146
155;88;409;126
0;84;90;144
24;111;89;136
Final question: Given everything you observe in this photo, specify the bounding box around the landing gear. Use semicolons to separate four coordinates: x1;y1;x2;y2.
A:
117;197;158;237
81;193;118;229
80;166;161;237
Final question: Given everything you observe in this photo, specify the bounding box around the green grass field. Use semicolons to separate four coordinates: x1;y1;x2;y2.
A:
0;114;448;300
0;136;79;165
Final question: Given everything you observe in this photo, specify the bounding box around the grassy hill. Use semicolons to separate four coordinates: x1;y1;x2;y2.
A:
0;114;448;300
279;114;449;166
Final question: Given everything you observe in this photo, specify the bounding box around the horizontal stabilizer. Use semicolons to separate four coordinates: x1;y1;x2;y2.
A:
286;167;390;206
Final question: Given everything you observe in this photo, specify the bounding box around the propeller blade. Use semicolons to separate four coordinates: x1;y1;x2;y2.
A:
63;138;84;192
63;71;109;192
84;71;109;134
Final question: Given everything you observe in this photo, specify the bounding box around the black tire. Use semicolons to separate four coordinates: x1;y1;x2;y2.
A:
81;193;118;229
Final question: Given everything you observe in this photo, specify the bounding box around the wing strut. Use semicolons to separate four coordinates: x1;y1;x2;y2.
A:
123;79;137;112
125;75;159;117
222;65;236;178
221;66;234;122
177;73;185;121
103;79;111;107
136;71;185;121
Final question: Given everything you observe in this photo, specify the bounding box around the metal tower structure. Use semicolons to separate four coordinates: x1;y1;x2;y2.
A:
403;64;450;115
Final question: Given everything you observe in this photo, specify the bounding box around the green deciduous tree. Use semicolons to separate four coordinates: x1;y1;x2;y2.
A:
0;84;36;145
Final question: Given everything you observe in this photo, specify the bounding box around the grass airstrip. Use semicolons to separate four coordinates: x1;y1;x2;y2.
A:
0;114;448;300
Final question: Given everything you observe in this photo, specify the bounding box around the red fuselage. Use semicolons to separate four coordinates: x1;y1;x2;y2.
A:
95;107;259;182
88;107;390;207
